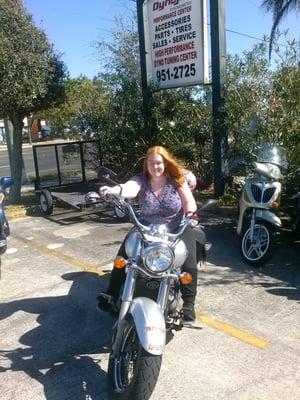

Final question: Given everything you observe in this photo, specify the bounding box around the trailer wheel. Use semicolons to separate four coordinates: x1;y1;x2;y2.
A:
40;189;53;215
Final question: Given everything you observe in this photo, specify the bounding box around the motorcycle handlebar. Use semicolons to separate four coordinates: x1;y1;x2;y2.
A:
103;193;192;239
104;193;151;237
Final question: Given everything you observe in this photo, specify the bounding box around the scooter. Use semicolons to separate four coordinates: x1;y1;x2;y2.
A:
0;176;14;269
236;144;286;266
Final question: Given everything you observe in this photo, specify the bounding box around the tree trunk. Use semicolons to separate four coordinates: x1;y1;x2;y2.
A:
27;115;32;145
4;118;13;171
9;114;24;203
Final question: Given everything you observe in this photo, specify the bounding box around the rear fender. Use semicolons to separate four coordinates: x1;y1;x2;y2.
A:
129;297;166;355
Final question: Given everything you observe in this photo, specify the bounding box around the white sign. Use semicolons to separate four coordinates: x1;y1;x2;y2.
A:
143;0;209;90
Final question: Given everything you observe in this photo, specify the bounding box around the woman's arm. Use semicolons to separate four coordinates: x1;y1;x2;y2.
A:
178;181;197;216
99;177;142;199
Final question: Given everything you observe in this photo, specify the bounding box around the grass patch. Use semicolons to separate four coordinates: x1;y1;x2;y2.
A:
5;191;38;219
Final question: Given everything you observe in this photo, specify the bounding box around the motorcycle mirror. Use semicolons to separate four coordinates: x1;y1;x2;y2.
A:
0;176;14;189
98;166;118;179
223;156;248;176
201;199;218;211
97;166;119;185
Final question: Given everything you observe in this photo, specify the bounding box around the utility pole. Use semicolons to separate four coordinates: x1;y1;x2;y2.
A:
210;0;227;197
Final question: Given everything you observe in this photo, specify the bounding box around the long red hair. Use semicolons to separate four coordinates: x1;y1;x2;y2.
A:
143;146;185;187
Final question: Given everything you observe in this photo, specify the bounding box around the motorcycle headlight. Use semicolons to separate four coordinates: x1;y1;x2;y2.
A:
142;243;174;274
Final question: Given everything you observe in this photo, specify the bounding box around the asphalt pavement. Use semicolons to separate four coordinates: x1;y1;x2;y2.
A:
0;206;299;400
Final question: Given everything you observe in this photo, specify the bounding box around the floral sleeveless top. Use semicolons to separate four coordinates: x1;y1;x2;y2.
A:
133;173;183;228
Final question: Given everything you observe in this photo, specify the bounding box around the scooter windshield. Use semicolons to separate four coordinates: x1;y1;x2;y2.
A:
256;144;287;169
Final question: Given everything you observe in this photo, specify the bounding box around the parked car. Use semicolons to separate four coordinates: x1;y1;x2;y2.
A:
41;125;51;140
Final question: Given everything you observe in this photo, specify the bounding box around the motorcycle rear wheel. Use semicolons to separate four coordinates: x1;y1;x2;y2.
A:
107;320;162;400
241;222;274;266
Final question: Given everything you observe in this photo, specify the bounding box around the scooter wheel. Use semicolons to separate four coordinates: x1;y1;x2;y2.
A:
241;222;274;266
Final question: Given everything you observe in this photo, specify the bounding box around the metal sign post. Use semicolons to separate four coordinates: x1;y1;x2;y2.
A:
137;0;156;143
210;0;227;197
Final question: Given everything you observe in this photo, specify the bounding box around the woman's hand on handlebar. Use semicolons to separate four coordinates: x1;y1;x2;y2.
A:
184;211;199;227
99;185;122;197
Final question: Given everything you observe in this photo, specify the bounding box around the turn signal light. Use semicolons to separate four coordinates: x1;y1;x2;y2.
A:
113;256;126;269
272;196;281;207
180;272;192;285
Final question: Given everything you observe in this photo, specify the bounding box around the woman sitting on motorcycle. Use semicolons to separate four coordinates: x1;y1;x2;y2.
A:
98;145;199;322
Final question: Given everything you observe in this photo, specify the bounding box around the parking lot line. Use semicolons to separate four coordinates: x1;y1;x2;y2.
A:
12;234;110;276
13;233;270;349
197;313;269;349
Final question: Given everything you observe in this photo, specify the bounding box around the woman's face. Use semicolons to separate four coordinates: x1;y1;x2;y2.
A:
147;153;165;178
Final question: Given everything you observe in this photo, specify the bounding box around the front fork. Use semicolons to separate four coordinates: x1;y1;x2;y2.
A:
249;208;257;241
112;268;136;356
157;277;170;311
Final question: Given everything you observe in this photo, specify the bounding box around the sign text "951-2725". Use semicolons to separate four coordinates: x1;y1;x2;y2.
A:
156;63;196;82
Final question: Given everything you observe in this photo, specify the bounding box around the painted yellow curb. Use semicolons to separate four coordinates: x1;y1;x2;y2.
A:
197;312;269;349
12;233;110;277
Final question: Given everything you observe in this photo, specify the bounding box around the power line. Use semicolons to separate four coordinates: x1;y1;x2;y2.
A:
207;23;297;48
226;28;269;43
225;27;299;48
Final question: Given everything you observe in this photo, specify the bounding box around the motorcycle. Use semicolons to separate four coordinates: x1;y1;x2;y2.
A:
0;176;14;269
236;143;286;266
98;193;216;400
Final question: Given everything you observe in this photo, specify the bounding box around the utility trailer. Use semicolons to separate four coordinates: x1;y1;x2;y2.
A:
33;140;127;220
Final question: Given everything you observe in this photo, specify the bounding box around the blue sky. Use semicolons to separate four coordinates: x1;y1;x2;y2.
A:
24;0;299;78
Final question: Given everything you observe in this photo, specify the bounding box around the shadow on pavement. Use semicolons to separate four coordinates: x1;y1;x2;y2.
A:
42;208;118;226
0;271;114;399
202;212;300;302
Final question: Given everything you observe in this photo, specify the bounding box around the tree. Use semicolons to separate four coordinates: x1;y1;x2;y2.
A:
41;77;111;136
261;0;300;58
0;0;67;202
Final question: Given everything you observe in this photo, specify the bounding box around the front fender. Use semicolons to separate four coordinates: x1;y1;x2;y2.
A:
256;209;282;228
129;297;166;355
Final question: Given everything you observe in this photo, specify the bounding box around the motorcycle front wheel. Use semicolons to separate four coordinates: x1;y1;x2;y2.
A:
107;319;162;400
241;222;274;266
